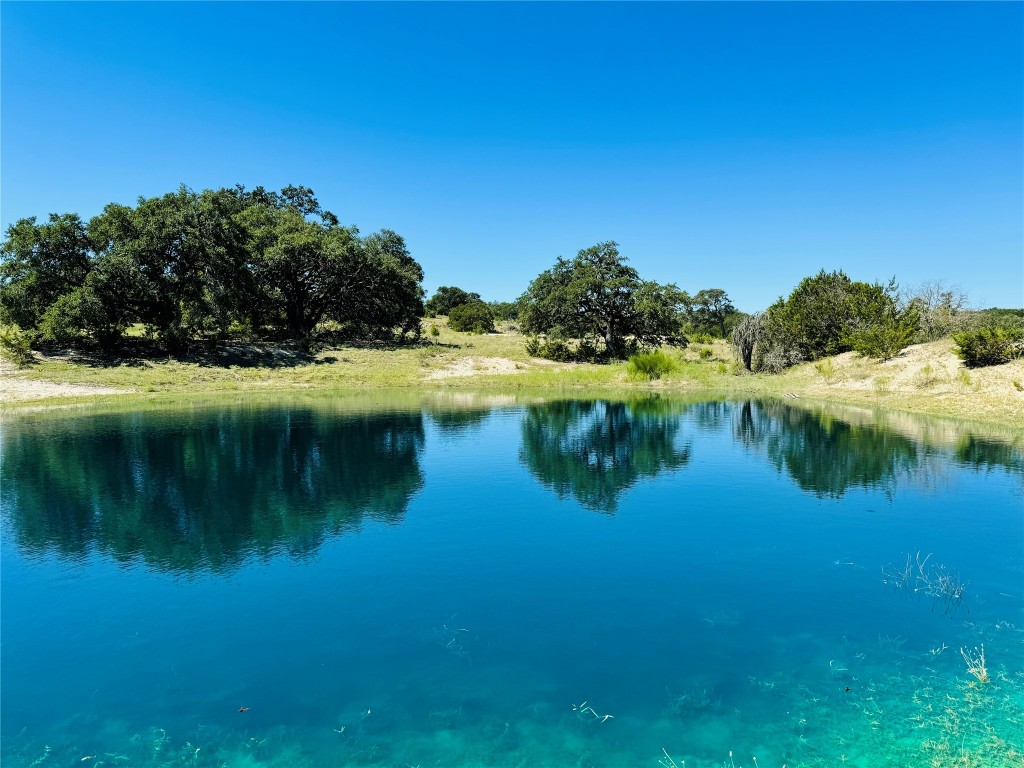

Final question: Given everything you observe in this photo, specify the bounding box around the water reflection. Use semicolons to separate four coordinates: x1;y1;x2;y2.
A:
733;400;1023;497
2;398;1020;571
1;408;425;572
519;399;692;513
954;434;1024;475
734;400;920;498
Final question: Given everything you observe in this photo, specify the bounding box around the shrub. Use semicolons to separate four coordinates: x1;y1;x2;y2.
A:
757;344;803;374
688;332;714;345
765;270;908;363
37;287;125;351
731;311;766;371
914;364;940;388
814;358;837;383
429;324;440;338
627;349;677;380
953;327;1024;368
448;301;495;334
425;286;481;317
0;324;34;367
39;289;98;345
575;338;602;363
849;314;917;361
524;335;574;361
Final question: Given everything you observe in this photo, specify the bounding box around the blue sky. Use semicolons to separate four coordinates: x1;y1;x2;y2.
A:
2;2;1021;310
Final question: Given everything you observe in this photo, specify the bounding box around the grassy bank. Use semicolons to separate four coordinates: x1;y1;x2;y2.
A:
2;320;1022;427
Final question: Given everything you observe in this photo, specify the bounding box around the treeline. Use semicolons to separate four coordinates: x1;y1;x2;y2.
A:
436;240;1019;369
2;187;1020;370
0;185;425;352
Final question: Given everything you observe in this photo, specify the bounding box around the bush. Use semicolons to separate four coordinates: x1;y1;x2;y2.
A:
731;311;766;371
953;327;1024;368
425;287;481;317
688;332;714;345
757;344;803;374
524;335;574;361
627;349;677;380
849;319;917;361
765;270;906;362
448;301;495;333
0;324;35;367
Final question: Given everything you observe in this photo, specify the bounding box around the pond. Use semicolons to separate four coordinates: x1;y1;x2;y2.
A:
2;395;1022;767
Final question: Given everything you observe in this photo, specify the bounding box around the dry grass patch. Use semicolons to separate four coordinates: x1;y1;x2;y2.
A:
424;356;526;380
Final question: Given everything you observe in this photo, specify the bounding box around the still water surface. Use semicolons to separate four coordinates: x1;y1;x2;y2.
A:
2;396;1022;767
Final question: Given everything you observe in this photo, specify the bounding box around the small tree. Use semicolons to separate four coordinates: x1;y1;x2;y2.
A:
520;241;685;359
425;286;481;317
689;288;736;337
909;280;970;341
0;324;34;367
448;301;495;333
731;312;765;371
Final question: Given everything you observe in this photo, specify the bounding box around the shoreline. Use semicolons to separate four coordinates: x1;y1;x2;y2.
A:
2;335;1022;429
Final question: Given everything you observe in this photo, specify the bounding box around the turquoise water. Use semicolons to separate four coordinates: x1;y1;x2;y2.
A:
2;396;1022;767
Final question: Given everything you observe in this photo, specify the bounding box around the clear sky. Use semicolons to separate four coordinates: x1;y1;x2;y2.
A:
2;2;1022;310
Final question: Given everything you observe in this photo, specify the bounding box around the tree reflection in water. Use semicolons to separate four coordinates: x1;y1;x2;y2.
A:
1;407;425;573
519;399;692;513
733;400;1023;498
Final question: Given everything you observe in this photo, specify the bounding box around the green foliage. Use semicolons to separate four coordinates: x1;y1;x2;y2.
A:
429;324;440;338
973;308;1024;331
519;241;686;359
814;358;837;382
0;185;426;350
448;301;496;333
850;307;919;361
524;334;575;362
38;288;105;345
0;213;93;329
425;286;480;317
688;332;714;344
953;327;1024;368
627;349;677;380
488;300;520;322
762;270;913;369
0;323;34;366
687;288;735;337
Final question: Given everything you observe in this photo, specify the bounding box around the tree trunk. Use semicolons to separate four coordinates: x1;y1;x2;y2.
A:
605;320;619;358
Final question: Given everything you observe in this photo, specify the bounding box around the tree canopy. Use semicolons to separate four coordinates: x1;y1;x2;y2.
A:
760;270;917;365
0;185;425;351
448;301;496;333
425;286;481;317
519;241;687;359
687;288;737;338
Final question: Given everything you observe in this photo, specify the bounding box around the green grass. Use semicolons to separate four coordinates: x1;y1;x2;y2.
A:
4;323;1023;428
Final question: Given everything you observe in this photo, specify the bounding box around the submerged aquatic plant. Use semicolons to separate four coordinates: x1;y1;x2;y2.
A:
571;700;614;722
961;644;989;684
882;551;968;613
